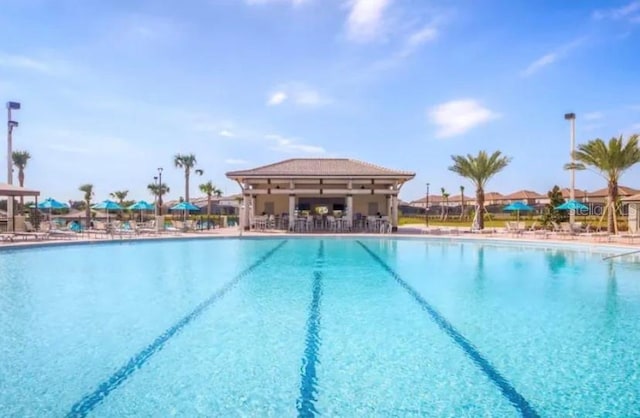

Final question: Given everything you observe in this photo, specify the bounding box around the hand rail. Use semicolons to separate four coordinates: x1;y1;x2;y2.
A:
602;249;640;260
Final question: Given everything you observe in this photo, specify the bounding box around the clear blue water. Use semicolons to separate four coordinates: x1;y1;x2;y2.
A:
1;238;639;417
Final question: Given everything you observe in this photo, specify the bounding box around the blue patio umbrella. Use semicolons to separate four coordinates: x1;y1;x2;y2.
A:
170;201;200;211
92;200;123;222
37;197;70;221
128;201;155;221
555;200;588;211
37;197;69;210
170;201;200;221
503;201;534;222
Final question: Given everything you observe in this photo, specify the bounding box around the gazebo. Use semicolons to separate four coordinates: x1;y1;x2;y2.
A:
0;183;40;232
226;158;415;232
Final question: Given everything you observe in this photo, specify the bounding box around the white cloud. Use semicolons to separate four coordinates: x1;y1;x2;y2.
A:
225;158;249;164
266;83;329;107
246;0;309;5
428;99;500;138
584;112;604;120
218;130;235;138
267;91;288;106
265;134;326;154
346;0;392;42
520;38;585;77
593;1;640;21
0;52;70;75
521;53;557;77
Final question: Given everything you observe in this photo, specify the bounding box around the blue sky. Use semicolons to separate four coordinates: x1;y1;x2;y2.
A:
1;0;639;203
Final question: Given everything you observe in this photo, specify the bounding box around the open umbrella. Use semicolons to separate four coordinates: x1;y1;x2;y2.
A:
92;200;123;222
555;200;588;211
170;201;200;221
128;200;155;222
503;201;534;222
37;197;70;224
170;201;200;211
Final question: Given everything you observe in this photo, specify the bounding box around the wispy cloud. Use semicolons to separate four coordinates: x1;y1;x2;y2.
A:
266;83;329;107
218;130;235;138
265;134;326;154
246;0;309;5
372;24;439;70
225;158;249;164
584;111;604;120
45;130;143;157
521;38;585;77
0;52;71;75
345;0;392;42
593;1;640;21
428;99;500;138
267;91;288;106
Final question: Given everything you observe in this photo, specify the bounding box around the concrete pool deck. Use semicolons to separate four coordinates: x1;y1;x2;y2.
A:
1;224;639;255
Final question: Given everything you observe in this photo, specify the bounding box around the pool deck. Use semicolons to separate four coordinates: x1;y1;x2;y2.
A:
1;223;639;253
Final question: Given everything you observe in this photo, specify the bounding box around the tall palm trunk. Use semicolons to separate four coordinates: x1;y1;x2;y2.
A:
18;168;25;208
476;188;485;230
185;169;190;202
460;189;465;220
85;200;91;228
607;181;618;233
207;193;212;228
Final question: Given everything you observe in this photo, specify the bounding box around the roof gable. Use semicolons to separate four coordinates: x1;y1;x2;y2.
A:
226;158;415;178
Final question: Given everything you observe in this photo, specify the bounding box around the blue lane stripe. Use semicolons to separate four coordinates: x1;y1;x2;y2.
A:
297;241;324;417
67;240;288;418
356;241;539;418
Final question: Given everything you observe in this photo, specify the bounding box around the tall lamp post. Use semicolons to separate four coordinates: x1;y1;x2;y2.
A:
157;167;163;215
153;175;159;216
425;182;430;227
564;112;576;225
6;101;21;232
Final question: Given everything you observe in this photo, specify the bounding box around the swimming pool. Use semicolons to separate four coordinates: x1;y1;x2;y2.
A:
1;238;639;417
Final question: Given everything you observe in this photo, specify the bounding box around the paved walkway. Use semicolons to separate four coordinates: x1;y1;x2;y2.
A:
1;225;639;252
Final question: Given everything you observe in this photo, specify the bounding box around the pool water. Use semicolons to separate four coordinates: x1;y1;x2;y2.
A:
1;238;639;417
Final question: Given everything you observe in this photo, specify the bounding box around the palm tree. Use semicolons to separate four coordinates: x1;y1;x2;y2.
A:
79;184;94;228
449;150;512;230
147;183;170;215
110;190;128;206
199;181;223;228
440;187;446;220
174;154;203;203
460;185;465;221
571;134;640;233
12;150;31;208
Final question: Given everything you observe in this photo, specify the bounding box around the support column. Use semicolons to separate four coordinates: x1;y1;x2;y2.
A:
346;194;353;229
392;195;399;232
288;194;296;231
243;194;250;230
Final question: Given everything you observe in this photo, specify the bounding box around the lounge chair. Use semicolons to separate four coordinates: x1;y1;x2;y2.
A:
1;233;14;242
13;221;49;240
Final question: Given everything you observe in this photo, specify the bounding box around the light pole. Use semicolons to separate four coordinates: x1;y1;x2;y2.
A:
153;175;159;216
157;167;163;215
425;182;430;227
7;101;21;232
564;112;576;225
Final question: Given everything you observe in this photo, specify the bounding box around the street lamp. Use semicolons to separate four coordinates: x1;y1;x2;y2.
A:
153;175;159;216
564;112;576;225
6;101;21;232
157;167;163;215
425;182;430;227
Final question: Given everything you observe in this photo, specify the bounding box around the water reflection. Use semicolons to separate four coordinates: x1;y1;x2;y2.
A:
604;260;618;327
546;250;568;277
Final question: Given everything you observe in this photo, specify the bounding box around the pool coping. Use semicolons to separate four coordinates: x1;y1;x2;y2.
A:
1;226;639;257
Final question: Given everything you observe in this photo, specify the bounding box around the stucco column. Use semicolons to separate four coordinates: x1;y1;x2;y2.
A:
392;194;399;232
242;194;250;230
346;194;353;229
288;194;296;231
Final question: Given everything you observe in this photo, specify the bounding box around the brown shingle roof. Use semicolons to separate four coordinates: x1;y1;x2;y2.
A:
226;158;415;178
587;186;640;197
503;190;543;200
